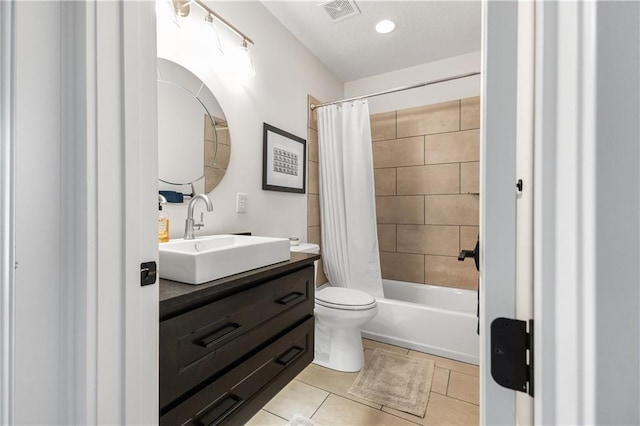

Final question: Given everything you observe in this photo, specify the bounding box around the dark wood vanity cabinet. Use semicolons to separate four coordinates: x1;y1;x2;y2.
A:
159;254;317;426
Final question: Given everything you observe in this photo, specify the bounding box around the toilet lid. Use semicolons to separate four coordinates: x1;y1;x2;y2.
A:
316;287;377;310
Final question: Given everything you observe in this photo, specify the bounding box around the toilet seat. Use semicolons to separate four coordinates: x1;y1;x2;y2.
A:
316;287;376;311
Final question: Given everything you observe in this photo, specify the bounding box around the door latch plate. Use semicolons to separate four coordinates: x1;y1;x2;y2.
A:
140;261;157;286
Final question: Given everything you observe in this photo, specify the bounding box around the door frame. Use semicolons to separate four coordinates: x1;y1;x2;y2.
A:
515;1;535;424
480;1;518;424
0;1;15;424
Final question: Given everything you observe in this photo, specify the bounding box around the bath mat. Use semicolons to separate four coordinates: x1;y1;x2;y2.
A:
287;414;318;426
348;349;435;417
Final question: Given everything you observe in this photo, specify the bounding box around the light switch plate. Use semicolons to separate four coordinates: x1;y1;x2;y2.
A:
236;192;247;213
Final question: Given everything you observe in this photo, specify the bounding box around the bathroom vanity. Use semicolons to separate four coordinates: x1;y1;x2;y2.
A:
159;252;318;425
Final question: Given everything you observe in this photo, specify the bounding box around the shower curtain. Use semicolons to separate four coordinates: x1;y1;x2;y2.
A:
317;100;384;297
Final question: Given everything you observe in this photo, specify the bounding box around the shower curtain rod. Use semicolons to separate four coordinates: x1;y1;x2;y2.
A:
309;71;481;110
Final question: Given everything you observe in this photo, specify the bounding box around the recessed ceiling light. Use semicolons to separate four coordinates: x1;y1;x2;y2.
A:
375;19;396;34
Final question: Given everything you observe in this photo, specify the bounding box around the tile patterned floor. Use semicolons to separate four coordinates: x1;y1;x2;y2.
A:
246;339;479;425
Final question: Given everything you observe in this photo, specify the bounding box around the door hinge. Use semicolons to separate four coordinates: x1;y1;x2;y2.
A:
490;318;534;397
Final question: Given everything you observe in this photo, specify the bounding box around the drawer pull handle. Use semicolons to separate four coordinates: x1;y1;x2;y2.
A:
196;393;242;426
197;323;240;349
276;292;304;305
275;346;303;367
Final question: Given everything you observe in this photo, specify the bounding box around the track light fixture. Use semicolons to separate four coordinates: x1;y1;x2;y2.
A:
161;0;256;78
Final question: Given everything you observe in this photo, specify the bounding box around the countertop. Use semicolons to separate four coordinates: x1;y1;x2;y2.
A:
159;252;320;320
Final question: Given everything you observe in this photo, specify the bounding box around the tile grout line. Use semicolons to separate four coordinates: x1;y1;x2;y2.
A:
262;408;290;423
442;393;480;407
309;392;331;420
378;406;424;426
444;369;451;396
449;370;478;378
384;160;481;168
382;127;472;139
374;127;477;141
293;377;387;412
394;111;397;141
394;165;398;196
330;392;384;411
393;223;397;252
293;377;333;395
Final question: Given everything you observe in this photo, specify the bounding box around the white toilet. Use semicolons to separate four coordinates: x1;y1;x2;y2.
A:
290;243;378;372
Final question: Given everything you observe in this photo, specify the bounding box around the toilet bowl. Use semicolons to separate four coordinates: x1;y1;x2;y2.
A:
314;287;377;372
290;243;378;372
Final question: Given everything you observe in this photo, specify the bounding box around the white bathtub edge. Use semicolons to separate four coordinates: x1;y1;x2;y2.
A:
361;330;480;366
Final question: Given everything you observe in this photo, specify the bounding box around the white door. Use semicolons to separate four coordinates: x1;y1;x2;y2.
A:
2;1;158;424
119;2;159;423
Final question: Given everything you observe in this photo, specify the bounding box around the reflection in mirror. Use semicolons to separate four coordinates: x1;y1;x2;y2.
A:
157;58;231;195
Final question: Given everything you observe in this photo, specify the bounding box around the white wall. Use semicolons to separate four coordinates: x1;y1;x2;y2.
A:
157;1;342;241
344;51;480;114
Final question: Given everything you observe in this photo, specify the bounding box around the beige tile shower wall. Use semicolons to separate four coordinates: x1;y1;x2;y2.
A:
372;97;480;290
308;95;328;286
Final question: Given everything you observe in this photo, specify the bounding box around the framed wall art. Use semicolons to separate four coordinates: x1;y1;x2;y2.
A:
262;123;306;193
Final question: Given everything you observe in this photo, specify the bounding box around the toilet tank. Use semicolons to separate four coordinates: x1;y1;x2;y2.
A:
290;243;320;284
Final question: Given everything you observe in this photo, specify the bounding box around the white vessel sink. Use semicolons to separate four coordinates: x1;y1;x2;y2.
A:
158;234;290;285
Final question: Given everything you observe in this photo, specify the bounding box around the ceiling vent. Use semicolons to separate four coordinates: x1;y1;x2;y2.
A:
320;0;361;23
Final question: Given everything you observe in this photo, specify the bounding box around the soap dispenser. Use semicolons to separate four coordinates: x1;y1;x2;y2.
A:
158;194;169;243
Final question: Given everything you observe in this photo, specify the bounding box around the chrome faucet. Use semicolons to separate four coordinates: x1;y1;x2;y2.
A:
184;194;214;239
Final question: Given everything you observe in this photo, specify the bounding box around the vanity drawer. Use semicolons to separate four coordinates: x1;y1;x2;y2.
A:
160;266;314;408
160;316;314;426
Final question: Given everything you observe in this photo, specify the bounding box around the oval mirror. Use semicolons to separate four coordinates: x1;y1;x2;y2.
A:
157;58;231;194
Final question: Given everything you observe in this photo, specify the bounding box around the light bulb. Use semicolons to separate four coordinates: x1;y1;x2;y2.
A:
201;14;223;57
375;19;396;34
225;41;255;80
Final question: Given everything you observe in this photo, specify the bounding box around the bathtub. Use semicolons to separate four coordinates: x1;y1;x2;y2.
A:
360;279;479;365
